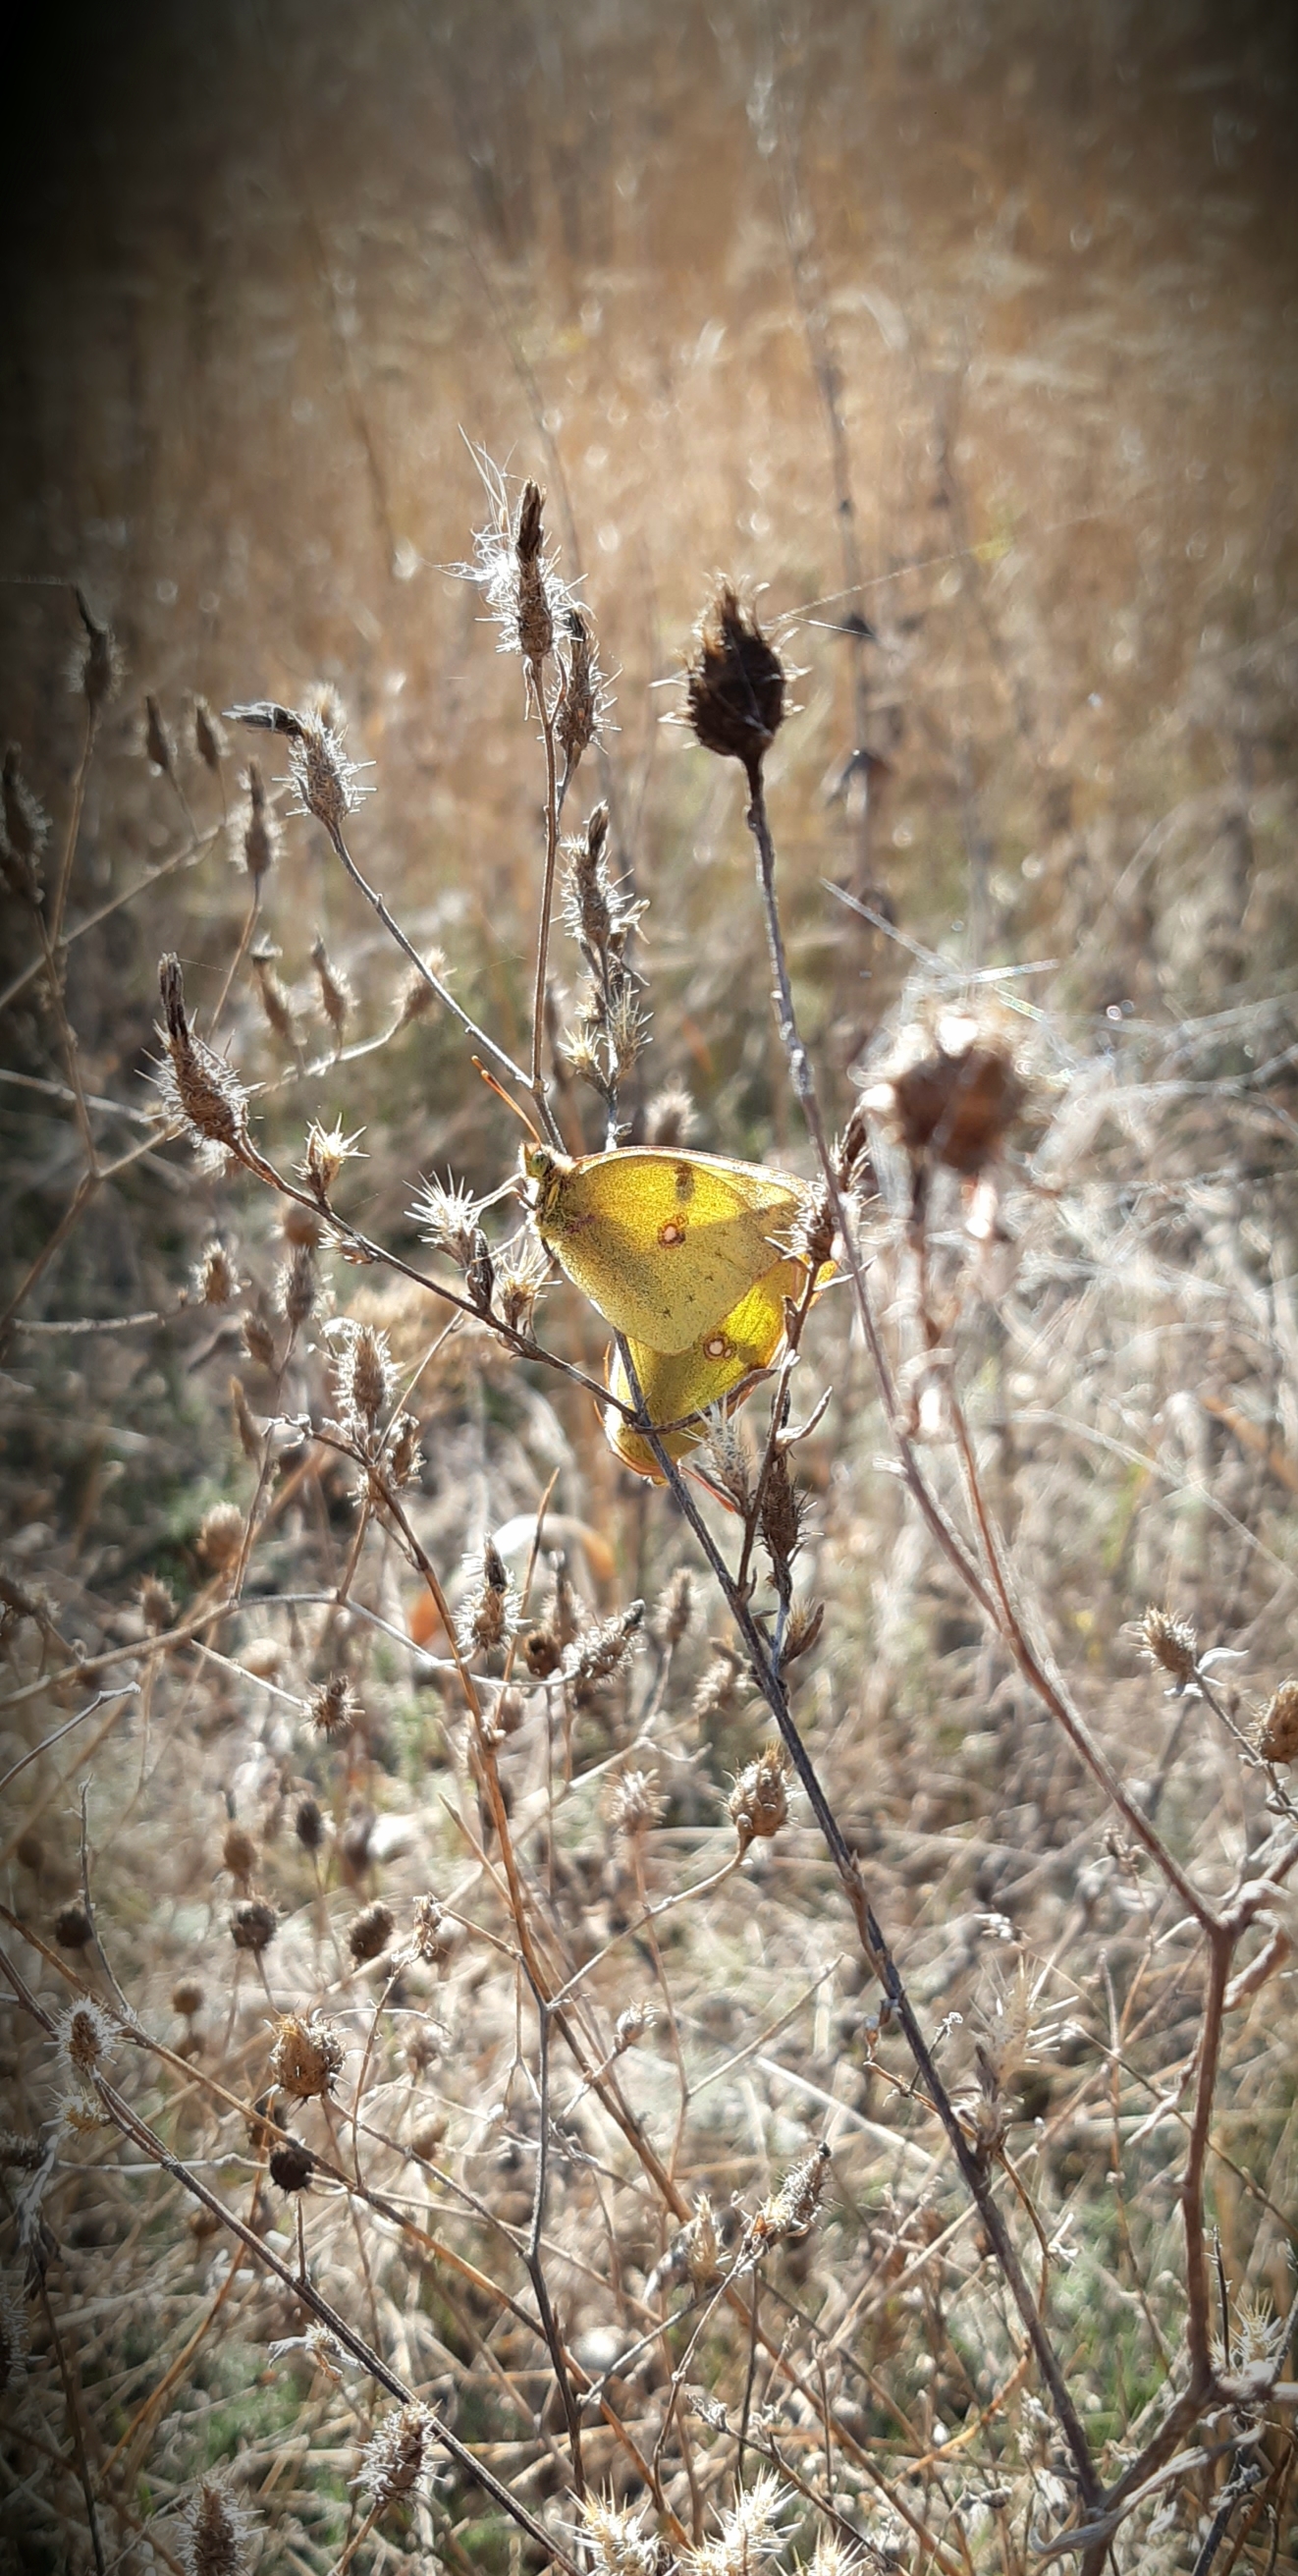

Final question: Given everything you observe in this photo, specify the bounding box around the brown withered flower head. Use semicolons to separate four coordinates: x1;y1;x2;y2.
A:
686;582;785;789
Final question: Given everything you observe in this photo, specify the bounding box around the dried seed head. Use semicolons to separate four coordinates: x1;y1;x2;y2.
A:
269;2136;315;2194
230;1375;262;1464
192;697;228;772
514;479;554;666
524;1625;562;1679
579;2494;661;2576
339;1807;375;1881
395;945;448;1026
355;2401;432;2510
277;1242;317;1330
410;1173;483;1268
729;1744;790;1853
613;2001;654;2053
693;1644;744;1726
609;1767;664;1840
289;707;371;841
760;2140;832;2245
461;1539;517;1657
835;1098;878;1194
686;582;784;785
683;2469;793;2576
197;1503;244;1573
758;1452;807;1604
387;1411;421;1487
195;1240;239;1307
494;1235;550;1335
301;1117;365;1203
222;1825;257;1886
54;1901;93;1950
269;2010;346;2100
230;1897;278;1955
283;1200;323;1250
157;956;248;1153
249;938;296;1047
1258;1680;1298;1764
866;1025;1026;1178
563;802;614;953
349;1900;395;1965
308;1672;360;1741
557;603;611;784
72;589;123;713
562;1602;645;1704
644;1084;696;1148
57;1999;115;2086
138;1574;177;1633
145;693;176;778
243;1308;277;1370
1139;1607;1200;1690
332;1320;394;1436
310;934;352;1041
465;1228;496;1315
410;1893;456;1967
694;1415;756;1515
296;1795;325;1852
234;759;280;886
176;2476;258;2576
782;1598;825;1668
1;748;50;905
655;1566;694;1647
172;1978;204;2020
15;1833;43;1873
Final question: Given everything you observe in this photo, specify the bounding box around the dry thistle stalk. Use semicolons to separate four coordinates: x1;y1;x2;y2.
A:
461;1539;516;1657
197;1503;244;1573
192;696;227;773
243;1307;277;1370
54;1902;93;1950
302;1117;364;1206
145;693;177;780
609;1767;664;1840
758;1451;808;1611
138;1573;176;1632
269;2137;315;2194
308;1672;360;1741
514;477;554;669
729;1744;790;1854
1138;1605;1200;1693
230;1375;262;1464
176;2476;258;2576
644;1083;696;1147
234;758;279;889
0;747;49;905
556;602;612;795
349;1900;395;1964
227;695;371;844
230;1898;278;1955
682;2471;793;2576
57;2000;116;2091
195;1240;239;1306
249;938;297;1048
861;1011;1026;1191
72;586;122;713
355;2401;433;2511
562;1602;645;1705
655;1565;694;1647
743;2140;833;2262
277;1241;316;1330
686;582;785;790
559;800;648;1102
0;2280;32;2397
222;1824;257;1888
409;1893;456;1967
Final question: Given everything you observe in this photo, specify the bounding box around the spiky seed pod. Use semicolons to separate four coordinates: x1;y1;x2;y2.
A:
465;1229;496;1315
308;1672;360;1741
310;935;352;1042
334;1322;392;1435
408;2111;447;2159
395;945;447;1026
157;956;248;1152
242;1308;277;1370
172;1979;204;2020
410;1893;455;1966
1139;1607;1199;1690
835;1098;877;1192
764;2139;832;2242
269;2137;314;2193
301;1117;364;1204
230;1898;278;1955
196;1240;239;1306
613;2001;655;2055
644;1084;696;1147
729;1744;790;1853
176;2476;258;2576
193;697;227;772
145;694;176;778
562;1603;645;1704
54;1902;93;1950
138;1574;177;1633
693;1645;743;1725
349;1900;395;1965
782;1598;825;1667
547;1556;584;1648
292;711;368;841
237;759;279;887
579;2495;661;2576
269;2010;346;2101
58;2000;115;2085
14;1833;43;1872
387;1412;421;1487
296;1796;325;1852
356;2401;432;2510
686;582;785;786
524;1625;562;1678
609;1767;664;1840
556;604;604;782
565;802;614;954
197;1503;244;1572
463;1539;515;1656
283;1200;323;1251
514;480;554;667
73;589;122;713
758;1452;806;1604
411;1174;482;1267
1258;1680;1298;1763
494;1236;550;1334
222;1825;257;1887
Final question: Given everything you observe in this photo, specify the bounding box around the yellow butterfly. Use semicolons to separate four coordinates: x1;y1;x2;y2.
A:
604;1257;809;1481
522;1143;807;1354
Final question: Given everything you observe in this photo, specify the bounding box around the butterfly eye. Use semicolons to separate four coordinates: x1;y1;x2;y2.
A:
658;1220;686;1247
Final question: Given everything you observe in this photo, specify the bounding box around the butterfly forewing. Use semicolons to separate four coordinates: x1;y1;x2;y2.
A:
528;1146;806;1353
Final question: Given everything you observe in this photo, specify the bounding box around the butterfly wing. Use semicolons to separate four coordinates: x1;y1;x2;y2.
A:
544;1150;806;1352
604;1258;805;1478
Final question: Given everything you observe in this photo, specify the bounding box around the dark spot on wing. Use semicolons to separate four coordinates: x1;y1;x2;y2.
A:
673;1163;696;1202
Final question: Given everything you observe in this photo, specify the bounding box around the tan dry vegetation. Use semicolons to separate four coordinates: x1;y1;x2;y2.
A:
3;5;1298;2572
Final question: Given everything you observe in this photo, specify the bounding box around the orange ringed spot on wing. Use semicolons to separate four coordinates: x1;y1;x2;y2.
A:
704;1333;731;1360
658;1220;686;1247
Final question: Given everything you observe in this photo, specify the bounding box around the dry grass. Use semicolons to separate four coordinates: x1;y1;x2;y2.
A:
3;6;1298;2572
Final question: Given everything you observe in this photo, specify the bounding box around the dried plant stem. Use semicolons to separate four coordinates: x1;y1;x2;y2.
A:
207;884;261;1035
35;2274;106;2576
47;699;97;949
529;674;561;1102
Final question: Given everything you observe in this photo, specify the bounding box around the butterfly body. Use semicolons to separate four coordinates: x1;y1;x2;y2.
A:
522;1143;806;1353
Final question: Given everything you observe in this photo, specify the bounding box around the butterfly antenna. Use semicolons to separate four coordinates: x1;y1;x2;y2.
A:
473;1057;543;1144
